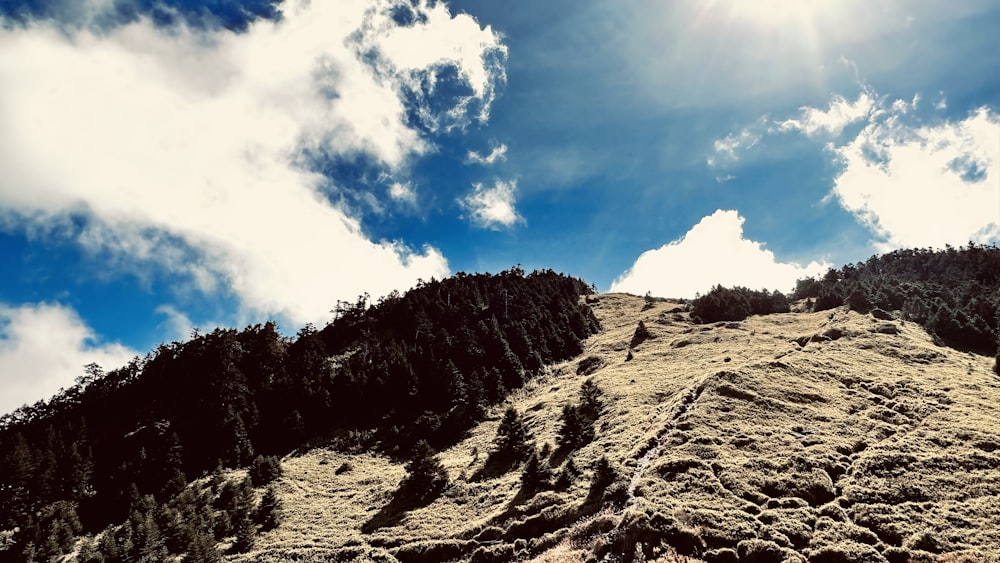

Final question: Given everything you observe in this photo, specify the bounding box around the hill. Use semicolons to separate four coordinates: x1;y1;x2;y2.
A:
0;269;600;562
2;246;1000;562
231;294;999;562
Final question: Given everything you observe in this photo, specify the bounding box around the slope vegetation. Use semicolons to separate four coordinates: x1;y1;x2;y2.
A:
239;294;1000;563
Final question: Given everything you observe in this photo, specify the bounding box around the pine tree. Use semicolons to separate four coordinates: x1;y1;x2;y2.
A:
579;378;603;420
520;449;553;492
401;440;448;502
493;407;532;462
256;485;281;531
229;477;257;553
590;456;617;497
249;455;283;487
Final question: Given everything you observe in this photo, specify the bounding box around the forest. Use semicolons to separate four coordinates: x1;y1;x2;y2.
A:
790;243;1000;354
0;268;600;561
689;244;1000;357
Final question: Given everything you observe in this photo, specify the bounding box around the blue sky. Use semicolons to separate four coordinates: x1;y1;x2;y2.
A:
1;0;998;413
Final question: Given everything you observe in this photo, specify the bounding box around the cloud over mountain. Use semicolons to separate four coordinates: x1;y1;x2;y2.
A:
611;210;829;298
461;179;524;230
0;302;137;415
830;105;1000;250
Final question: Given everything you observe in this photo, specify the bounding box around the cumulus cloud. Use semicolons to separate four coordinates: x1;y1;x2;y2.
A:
0;0;505;326
460;179;524;229
779;91;874;136
830;105;1000;250
467;143;508;165
0;302;137;415
610;210;829;298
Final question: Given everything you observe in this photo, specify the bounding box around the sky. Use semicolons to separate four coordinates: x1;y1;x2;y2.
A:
0;0;998;414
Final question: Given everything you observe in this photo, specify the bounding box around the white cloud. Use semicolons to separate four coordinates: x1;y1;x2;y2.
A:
708;126;763;166
0;302;137;415
779;91;874;136
154;304;221;343
467;143;508;165
830;106;1000;250
0;0;505;326
610;210;829;298
714;86;999;252
388;181;418;206
460;179;524;230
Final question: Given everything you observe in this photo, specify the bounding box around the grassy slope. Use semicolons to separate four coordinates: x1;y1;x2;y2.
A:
232;294;1000;562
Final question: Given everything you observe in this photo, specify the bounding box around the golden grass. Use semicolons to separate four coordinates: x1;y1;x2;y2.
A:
227;294;1000;562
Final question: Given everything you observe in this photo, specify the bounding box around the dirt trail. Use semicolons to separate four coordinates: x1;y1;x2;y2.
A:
626;380;706;507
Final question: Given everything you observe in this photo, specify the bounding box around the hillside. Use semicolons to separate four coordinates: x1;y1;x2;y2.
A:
0;270;601;562
228;294;1000;562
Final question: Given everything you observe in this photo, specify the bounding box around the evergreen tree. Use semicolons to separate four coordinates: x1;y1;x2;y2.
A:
520;449;554;492
493;407;532;462
256;485;281;531
557;404;593;449
590;456;617;497
249;455;283;487
400;440;448;502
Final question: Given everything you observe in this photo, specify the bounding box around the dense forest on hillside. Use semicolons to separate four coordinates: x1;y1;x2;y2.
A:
0;268;599;562
791;243;1000;354
688;244;1000;357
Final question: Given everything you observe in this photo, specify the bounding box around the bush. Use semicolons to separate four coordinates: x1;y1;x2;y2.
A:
576;355;605;376
629;321;653;348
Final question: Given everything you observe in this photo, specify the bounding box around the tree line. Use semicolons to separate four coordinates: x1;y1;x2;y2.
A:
791;243;1000;354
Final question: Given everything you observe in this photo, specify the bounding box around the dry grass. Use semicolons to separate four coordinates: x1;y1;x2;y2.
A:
228;294;1000;562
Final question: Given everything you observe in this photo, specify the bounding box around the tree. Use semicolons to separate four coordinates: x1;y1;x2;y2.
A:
589;456;617;498
557;404;593;449
579;378;603;420
400;440;448;502
249;455;283;487
520;449;554;493
256;485;281;531
493;407;532;462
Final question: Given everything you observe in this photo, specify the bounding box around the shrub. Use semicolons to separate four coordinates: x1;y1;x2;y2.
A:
576;355;605;376
630;321;654;347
